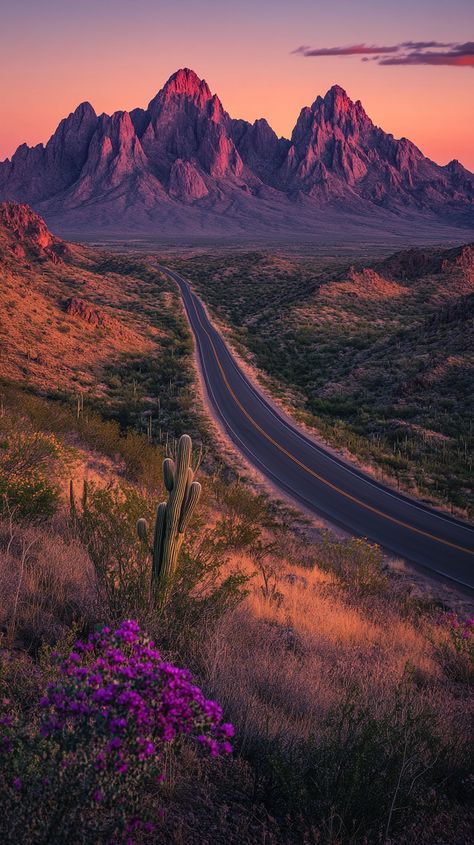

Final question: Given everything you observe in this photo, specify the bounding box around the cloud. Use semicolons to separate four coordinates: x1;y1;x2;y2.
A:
293;44;400;57
293;41;474;68
400;41;454;49
379;42;474;67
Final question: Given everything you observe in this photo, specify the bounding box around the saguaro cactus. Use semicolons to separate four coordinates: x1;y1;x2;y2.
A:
137;434;201;602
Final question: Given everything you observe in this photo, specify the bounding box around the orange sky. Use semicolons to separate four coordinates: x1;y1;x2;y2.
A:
1;0;473;170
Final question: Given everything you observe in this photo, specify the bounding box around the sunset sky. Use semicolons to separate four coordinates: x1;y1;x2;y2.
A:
1;0;473;169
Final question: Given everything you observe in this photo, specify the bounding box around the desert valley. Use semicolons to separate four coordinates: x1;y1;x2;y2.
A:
0;7;473;843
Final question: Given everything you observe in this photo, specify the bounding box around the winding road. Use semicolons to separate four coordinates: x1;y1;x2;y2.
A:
161;266;474;591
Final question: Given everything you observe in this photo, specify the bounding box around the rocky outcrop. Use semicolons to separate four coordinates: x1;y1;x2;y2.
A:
64;297;109;326
0;201;67;261
442;243;474;275
0;69;473;238
169;159;208;201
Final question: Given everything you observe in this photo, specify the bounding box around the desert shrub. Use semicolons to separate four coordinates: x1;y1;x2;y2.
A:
0;429;66;520
253;542;284;607
432;612;474;684
72;482;154;621
248;687;459;844
0;621;233;845
213;482;275;549
0;476;58;521
162;529;250;655
318;534;388;594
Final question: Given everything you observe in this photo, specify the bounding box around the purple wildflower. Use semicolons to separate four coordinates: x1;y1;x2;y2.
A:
38;620;234;787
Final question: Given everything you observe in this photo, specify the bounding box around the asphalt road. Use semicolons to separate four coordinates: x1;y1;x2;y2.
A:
161;266;474;591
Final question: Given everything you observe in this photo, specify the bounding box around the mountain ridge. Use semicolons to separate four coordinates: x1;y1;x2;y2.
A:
1;68;473;241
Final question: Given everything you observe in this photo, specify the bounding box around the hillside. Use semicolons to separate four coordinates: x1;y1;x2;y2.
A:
169;242;474;515
0;202;473;845
0;69;473;241
0;202;205;438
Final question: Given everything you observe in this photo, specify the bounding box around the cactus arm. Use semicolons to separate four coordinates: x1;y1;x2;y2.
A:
178;481;202;533
82;479;88;511
137;518;148;544
163;459;175;492
160;435;192;579
151;502;167;583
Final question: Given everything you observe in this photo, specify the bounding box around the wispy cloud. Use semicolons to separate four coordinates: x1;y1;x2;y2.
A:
292;44;399;57
379;42;474;67
293;41;474;68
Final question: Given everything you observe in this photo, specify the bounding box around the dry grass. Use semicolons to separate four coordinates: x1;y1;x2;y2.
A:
200;550;470;755
0;518;98;651
1;495;472;842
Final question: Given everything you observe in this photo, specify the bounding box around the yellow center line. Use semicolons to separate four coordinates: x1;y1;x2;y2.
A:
185;285;474;558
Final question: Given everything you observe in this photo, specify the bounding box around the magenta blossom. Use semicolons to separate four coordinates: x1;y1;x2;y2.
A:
40;620;234;779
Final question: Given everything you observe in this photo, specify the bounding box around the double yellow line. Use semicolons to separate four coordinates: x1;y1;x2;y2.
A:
181;276;473;558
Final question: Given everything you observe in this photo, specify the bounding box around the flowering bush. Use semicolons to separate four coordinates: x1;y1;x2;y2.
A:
0;621;233;844
434;612;474;683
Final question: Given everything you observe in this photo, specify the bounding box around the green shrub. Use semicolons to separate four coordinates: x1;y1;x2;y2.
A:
213;482;275;550
162;528;250;654
0;429;66;520
318;534;388;594
71;482;154;621
0;475;58;521
248;687;459;844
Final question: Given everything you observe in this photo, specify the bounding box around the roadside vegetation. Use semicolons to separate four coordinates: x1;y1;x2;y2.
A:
169;246;474;516
1;214;473;841
1;379;473;844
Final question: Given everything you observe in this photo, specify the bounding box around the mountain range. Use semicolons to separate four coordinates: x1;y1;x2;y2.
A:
1;68;473;242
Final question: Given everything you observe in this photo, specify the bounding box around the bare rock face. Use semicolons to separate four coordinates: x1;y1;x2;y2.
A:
280;84;427;201
232;117;288;183
64;297;109;326
0;201;67;262
142;68;243;182
443;243;474;272
0;103;97;203
0;69;473;238
378;241;474;288
169;159;208;201
147;67;213;115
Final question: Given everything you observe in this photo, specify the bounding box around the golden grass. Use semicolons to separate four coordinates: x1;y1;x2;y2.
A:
198;549;466;756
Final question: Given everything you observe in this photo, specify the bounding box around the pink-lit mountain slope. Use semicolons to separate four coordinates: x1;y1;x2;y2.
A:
1;68;473;241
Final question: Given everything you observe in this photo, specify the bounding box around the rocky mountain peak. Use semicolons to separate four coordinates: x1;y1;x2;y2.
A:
310;85;372;133
0;69;472;237
147;68;213;115
72;101;97;121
